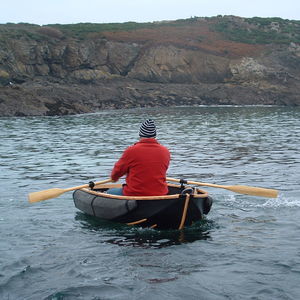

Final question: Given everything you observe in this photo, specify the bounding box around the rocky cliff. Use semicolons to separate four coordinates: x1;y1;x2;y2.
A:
1;16;300;116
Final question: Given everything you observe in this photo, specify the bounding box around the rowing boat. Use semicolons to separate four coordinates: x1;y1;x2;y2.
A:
73;180;213;230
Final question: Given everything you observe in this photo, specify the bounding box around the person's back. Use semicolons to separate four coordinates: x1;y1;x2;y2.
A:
109;119;170;196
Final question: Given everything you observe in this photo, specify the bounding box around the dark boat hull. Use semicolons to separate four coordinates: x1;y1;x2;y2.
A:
73;184;212;229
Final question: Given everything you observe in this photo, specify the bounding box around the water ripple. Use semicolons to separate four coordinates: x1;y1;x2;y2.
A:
1;106;300;299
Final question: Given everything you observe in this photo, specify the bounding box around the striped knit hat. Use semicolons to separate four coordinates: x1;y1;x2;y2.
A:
139;119;156;138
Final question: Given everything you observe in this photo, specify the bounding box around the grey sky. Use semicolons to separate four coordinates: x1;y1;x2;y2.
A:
1;0;300;25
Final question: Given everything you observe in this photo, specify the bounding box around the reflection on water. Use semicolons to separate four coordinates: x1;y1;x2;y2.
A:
75;212;213;248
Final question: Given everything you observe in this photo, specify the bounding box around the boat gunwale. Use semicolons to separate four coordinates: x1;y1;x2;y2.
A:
79;183;209;200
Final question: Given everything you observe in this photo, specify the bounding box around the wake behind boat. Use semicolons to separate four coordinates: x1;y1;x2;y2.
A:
73;180;213;230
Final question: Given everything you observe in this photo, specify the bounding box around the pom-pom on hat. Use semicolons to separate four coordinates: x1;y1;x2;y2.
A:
139;119;156;138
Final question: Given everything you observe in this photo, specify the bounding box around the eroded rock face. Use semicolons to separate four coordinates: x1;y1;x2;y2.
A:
0;23;300;116
230;57;268;80
1;38;141;81
128;45;232;83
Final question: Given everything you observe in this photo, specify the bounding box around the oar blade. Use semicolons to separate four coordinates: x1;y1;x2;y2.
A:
227;185;278;198
28;188;65;203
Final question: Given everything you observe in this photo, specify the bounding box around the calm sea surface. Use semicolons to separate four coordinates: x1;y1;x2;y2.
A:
0;106;299;300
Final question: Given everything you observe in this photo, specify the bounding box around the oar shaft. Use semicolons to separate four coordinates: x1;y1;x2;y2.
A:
184;180;225;189
166;177;278;198
64;179;112;192
167;177;222;188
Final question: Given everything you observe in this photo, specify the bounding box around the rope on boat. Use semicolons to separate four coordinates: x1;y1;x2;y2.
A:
126;218;147;225
178;193;190;230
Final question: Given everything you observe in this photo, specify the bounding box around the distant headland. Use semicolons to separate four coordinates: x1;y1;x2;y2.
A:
1;16;300;116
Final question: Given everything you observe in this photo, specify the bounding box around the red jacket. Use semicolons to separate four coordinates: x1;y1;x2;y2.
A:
111;138;170;196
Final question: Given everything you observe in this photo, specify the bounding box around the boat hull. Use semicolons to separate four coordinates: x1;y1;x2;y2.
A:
73;183;212;229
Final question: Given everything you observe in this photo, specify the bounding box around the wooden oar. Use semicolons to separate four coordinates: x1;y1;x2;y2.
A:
167;177;278;198
28;178;112;203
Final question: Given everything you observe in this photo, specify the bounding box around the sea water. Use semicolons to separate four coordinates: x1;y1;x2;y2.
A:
0;106;299;299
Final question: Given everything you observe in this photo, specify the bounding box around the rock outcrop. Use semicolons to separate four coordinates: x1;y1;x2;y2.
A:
0;17;300;116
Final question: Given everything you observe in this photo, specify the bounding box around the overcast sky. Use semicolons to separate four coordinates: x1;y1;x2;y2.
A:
1;0;300;25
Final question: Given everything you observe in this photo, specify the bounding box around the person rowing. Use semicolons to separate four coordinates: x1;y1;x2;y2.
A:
108;119;171;196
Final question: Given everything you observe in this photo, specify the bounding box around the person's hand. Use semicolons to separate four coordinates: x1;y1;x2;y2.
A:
110;177;117;183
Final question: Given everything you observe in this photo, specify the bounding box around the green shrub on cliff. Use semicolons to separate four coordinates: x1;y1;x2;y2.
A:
1;16;300;45
48;22;159;39
0;70;10;86
0;23;51;42
212;16;300;44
